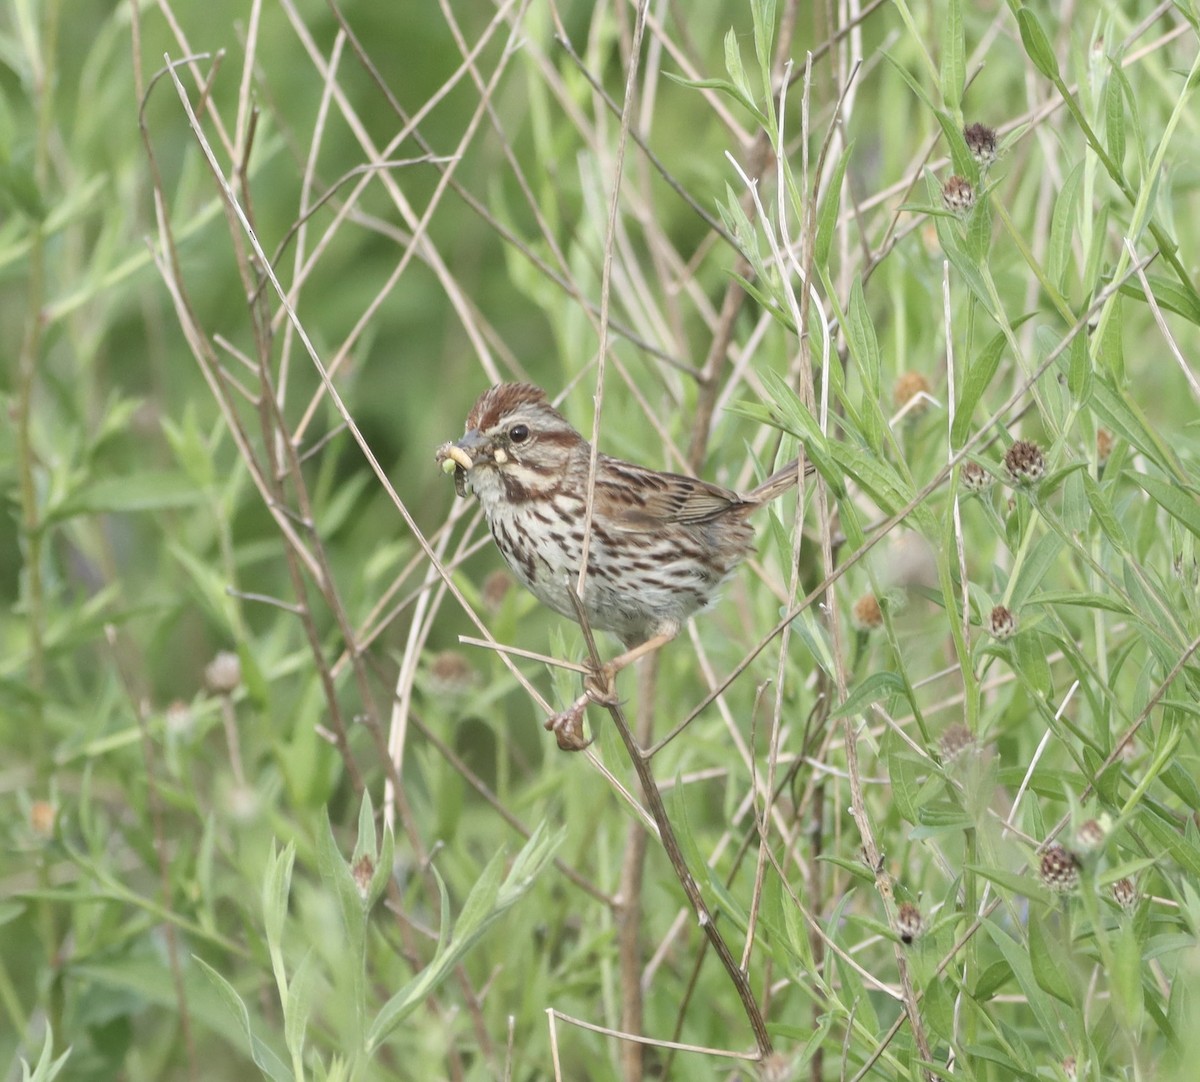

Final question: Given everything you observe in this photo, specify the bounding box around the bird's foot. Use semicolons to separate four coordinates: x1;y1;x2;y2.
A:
544;696;593;752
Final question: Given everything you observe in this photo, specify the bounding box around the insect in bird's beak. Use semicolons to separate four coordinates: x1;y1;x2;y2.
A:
436;442;474;497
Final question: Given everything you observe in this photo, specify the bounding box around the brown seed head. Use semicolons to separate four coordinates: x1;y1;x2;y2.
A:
1040;844;1081;893
939;723;976;763
30;800;56;839
851;593;883;630
960;461;993;493
1004;439;1045;484
964;122;998;165
942;175;976;213
1111;877;1138;911
426;650;478;696
352;854;375;900
481;568;514;612
893;371;932;414
896;902;924;944
986;604;1016;639
1062;1055;1078;1081
1096;427;1113;466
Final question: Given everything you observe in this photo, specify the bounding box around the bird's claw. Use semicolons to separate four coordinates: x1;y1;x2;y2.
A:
544;699;592;752
583;663;619;708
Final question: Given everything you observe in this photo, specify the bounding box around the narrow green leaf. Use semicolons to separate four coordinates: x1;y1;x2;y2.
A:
1105;67;1126;171
814;142;851;266
1017;9;1060;80
723;27;751;101
846;277;882;393
1134;473;1200;540
752;0;777;92
939;0;965;112
1047;161;1083;291
46;470;205;523
316;809;364;953
1009;532;1063;610
832;672;906;719
1067;333;1092;403
981;918;1067;1052
1116;273;1200;327
19;1025;72;1082
195;957;293;1082
1029;913;1076;1005
663;74;768;127
952;331;1006;448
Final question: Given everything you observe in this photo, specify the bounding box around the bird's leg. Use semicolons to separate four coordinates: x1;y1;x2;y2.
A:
584;631;676;706
544;631;676;752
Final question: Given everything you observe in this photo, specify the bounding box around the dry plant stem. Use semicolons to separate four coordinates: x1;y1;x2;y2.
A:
567;619;774;1059
616;656;660;1081
105;626;197;1080
575;0;648;605
547;1010;759;1061
688;0;801;471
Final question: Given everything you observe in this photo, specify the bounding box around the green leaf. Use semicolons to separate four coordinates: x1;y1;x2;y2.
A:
1105;66;1126;171
1082;472;1128;547
1047;161;1083;291
845;277;882;394
46;470;205;523
952;331;1006;449
981;918;1067;1055
195;958;293;1082
1017;8;1060;80
1009;532;1063;610
1029;913;1076;1005
18;1025;71;1082
1116;273;1200;327
723;27;751;102
939;0;965;112
1133;473;1200;540
831;671;906;719
365;821;560;1052
814;142;851;266
663;73;768;127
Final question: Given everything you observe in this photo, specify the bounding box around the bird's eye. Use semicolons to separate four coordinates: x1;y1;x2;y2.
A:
509;424;529;443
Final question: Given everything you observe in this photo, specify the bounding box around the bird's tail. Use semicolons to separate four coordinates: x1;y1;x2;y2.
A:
748;456;815;504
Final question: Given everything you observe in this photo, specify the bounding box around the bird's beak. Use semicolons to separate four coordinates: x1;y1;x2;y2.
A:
436;429;490;498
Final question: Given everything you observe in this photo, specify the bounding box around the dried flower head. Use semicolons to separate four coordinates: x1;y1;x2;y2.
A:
205;651;242;694
1040;844;1081;893
1096;427;1113;466
963;122;998;166
1075;818;1106;852
1111;877;1138;911
851;594;883;630
352;854;375;900
1004;439;1045;484
1062;1055;1078;1081
29;800;56;839
896;902;924;944
481;568;514;612
942;175;976;214
939;723;976;763
893;371;932;414
960;461;993;493
986;604;1017;639
426;650;478;696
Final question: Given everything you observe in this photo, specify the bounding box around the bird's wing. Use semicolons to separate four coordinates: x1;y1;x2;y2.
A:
596;457;744;530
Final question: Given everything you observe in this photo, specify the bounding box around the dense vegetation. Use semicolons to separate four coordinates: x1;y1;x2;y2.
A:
4;1;1200;1079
